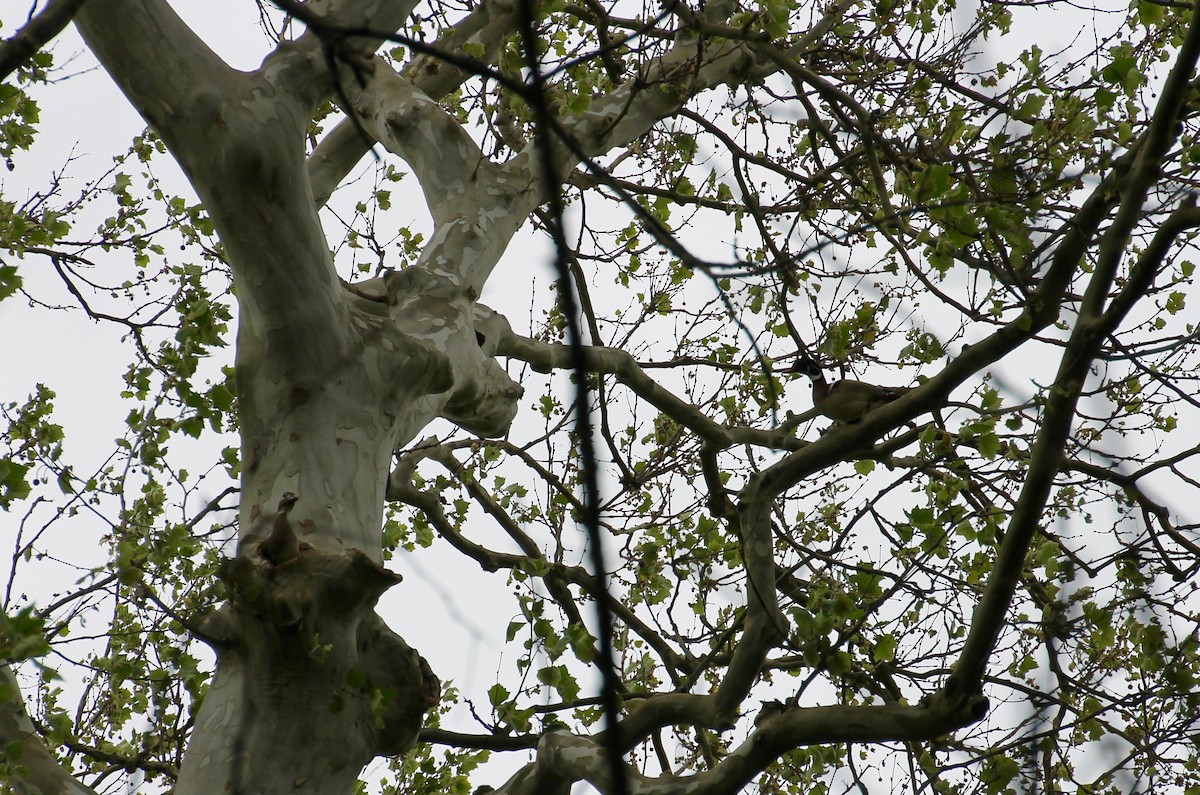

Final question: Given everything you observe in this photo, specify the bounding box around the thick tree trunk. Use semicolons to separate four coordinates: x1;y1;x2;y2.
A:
72;2;523;791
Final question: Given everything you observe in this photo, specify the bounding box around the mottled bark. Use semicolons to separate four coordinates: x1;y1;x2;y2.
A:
69;0;519;791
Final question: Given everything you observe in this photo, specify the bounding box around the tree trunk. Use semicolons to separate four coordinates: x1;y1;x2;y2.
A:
73;2;523;791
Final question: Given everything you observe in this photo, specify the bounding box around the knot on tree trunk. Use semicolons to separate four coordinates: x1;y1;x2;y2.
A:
440;356;524;437
383;269;525;437
213;542;440;756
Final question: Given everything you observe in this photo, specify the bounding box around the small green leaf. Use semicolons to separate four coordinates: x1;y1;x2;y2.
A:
0;459;31;508
826;650;852;676
873;634;897;662
0;606;51;661
0;264;21;300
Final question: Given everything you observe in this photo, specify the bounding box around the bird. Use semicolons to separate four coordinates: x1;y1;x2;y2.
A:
260;492;300;565
787;356;910;423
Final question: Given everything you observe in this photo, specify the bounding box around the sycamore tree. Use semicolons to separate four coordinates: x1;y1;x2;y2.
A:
2;0;1200;792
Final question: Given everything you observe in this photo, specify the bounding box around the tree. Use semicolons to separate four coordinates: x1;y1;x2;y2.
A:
2;0;1199;792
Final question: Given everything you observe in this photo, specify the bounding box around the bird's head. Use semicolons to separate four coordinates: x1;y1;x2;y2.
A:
278;492;299;512
785;355;824;379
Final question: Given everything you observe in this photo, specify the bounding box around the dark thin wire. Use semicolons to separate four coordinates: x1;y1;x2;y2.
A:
514;3;630;794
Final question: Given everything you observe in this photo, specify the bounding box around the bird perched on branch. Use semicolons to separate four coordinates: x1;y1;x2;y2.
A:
261;492;300;565
788;356;911;423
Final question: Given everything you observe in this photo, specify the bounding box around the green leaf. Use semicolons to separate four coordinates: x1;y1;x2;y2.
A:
914;164;953;200
873;634;897;663
565;623;597;663
488;684;510;707
826;650;852;676
0;459;31;508
536;664;581;702
1166;291;1186;314
0;606;51;662
1135;0;1165;26
0;264;21;300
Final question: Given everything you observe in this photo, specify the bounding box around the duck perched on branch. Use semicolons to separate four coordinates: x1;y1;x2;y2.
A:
788;356;911;423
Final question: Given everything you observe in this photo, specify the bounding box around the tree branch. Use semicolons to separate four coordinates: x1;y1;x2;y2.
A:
0;0;89;80
951;198;1200;695
342;63;496;227
74;0;235;141
301;0;521;207
0;664;98;795
503;692;988;795
492;321;804;451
